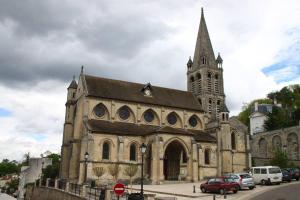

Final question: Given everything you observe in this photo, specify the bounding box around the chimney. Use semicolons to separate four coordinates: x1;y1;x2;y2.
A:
254;102;258;112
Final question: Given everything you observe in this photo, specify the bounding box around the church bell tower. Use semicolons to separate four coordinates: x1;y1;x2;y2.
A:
187;8;226;119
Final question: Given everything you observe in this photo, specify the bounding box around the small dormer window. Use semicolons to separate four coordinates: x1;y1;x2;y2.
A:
144;88;151;96
141;83;152;97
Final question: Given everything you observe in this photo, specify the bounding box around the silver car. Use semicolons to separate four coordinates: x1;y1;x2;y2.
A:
223;173;255;190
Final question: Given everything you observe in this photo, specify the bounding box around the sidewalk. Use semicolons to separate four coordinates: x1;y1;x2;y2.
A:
0;193;16;200
131;181;300;200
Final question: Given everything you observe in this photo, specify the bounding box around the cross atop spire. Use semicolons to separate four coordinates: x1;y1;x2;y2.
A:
192;8;216;68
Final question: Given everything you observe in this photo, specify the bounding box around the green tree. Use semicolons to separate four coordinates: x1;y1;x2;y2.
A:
238;98;272;127
270;149;289;168
0;159;19;177
42;153;61;179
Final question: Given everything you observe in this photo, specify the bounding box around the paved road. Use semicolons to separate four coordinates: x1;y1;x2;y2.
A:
0;193;16;200
251;182;300;200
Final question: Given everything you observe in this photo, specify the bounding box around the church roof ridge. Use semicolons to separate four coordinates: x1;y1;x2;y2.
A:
83;74;204;112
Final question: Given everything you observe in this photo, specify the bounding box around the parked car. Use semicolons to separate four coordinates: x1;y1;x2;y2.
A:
200;177;239;194
281;169;292;182
284;168;300;181
223;173;255;190
250;166;282;185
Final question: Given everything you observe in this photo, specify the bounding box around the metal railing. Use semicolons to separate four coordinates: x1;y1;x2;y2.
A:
86;186;106;200
69;183;82;196
58;179;66;191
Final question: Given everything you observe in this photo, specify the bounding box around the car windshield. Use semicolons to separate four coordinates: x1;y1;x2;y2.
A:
224;178;235;183
240;174;251;179
269;168;281;174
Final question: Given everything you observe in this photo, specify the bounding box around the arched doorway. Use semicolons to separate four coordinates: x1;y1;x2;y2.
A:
163;140;188;180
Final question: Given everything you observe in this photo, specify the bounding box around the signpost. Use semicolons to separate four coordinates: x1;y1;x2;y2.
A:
114;183;125;200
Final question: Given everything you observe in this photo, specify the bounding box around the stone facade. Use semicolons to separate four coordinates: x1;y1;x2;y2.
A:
251;125;300;167
59;8;250;184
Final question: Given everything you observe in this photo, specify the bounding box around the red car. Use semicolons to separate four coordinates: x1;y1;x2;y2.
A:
200;177;239;194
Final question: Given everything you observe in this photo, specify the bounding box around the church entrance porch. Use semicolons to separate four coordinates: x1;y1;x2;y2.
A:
163;140;188;180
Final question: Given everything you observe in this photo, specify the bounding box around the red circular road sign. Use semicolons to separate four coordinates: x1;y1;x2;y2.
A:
113;183;125;196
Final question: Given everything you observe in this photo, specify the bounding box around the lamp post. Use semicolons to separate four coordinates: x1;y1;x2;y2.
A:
140;143;147;197
84;152;89;183
41;154;44;186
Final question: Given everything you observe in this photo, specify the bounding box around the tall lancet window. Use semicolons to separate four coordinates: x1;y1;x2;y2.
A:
196;73;201;93
207;73;212;93
216;100;221;118
208;99;212;114
214;74;219;93
190;76;195;92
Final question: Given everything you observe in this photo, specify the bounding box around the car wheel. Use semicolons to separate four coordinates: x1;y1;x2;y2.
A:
276;182;280;185
288;180;291;182
296;178;299;181
261;180;266;185
219;189;225;195
201;187;206;193
249;186;254;190
233;189;238;194
238;185;242;190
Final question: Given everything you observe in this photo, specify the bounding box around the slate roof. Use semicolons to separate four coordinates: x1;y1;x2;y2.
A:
86;120;216;143
68;78;78;89
84;74;203;111
250;104;273;115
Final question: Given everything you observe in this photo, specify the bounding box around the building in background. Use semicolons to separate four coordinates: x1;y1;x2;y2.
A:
60;8;251;184
18;157;52;200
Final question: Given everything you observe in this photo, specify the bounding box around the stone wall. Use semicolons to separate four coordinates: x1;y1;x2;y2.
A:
29;187;85;200
251;125;300;167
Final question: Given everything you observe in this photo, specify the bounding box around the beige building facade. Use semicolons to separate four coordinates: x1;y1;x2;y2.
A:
60;8;251;184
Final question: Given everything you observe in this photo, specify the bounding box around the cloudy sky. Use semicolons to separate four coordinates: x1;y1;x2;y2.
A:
1;0;300;161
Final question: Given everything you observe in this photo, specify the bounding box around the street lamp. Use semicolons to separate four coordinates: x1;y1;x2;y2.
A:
84;152;89;183
140;143;147;197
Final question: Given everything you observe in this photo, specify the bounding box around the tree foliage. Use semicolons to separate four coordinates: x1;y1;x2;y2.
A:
238;98;272;127
238;84;300;131
270;149;289;168
0;159;19;177
42;153;61;179
93;167;105;179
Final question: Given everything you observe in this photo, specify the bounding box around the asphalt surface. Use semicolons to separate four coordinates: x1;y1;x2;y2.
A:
251;182;300;200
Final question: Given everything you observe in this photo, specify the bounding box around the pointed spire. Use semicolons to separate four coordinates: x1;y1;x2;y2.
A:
68;75;78;89
187;56;193;68
216;52;223;64
81;65;84;74
193;8;216;68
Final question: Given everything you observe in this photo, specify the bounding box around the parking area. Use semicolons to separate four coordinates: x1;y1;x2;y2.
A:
131;180;300;200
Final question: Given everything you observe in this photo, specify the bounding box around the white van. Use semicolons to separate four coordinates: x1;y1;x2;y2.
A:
250;166;282;185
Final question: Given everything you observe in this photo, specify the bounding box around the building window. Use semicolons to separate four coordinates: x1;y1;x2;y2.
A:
144;109;155;123
208;99;212;113
167;112;177;125
118;106;130;120
188;115;198;127
207;73;212;92
204;149;210;165
94;103;107;118
231;133;236;150
130;144;137;161
102;142;110;160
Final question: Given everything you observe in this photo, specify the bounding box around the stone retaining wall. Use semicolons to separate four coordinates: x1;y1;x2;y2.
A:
30;186;85;200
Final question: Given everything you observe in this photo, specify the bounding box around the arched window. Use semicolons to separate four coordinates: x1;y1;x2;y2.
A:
197;73;202;93
208;99;212;113
130;144;137;161
143;109;155;123
118;106;131;120
231;133;236;150
102;142;110;160
188;115;198;127
207;73;212;92
190;76;195;82
167;112;178;125
287;133;299;160
94;103;107;118
204;149;210;165
190;76;195;92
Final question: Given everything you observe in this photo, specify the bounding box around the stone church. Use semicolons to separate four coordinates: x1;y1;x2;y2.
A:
60;8;251;184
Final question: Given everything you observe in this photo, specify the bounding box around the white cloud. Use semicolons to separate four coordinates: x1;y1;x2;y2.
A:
1;0;300;160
